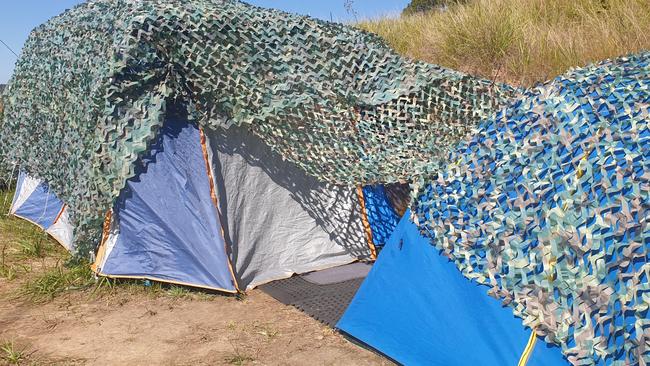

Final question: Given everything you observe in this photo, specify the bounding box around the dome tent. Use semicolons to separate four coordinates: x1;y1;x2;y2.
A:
340;52;650;365
1;0;513;290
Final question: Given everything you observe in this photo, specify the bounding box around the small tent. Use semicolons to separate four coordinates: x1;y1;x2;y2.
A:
10;172;74;251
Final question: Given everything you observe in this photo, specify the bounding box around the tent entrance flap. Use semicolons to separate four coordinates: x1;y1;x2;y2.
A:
95;117;237;293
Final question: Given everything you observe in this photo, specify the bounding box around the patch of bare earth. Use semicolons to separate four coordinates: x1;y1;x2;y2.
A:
0;205;390;366
0;288;390;365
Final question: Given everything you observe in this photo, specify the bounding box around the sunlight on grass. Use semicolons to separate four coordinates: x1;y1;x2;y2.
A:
358;0;650;86
21;262;95;302
0;340;26;365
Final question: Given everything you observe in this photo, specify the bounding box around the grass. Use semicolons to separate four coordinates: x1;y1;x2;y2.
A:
21;262;95;302
1;340;26;365
224;348;255;366
253;322;280;340
94;276;219;301
17;236;52;259
166;284;192;298
357;0;650;86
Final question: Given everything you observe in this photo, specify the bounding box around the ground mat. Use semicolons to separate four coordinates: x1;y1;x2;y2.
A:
259;264;370;327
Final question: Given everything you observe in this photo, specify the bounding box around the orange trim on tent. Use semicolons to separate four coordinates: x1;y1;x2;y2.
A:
199;128;241;293
11;212;71;251
52;204;67;225
91;210;113;273
357;186;377;260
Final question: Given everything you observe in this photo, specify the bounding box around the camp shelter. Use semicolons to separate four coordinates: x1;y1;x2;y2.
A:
8;112;404;291
0;0;517;263
337;211;569;365
0;0;515;303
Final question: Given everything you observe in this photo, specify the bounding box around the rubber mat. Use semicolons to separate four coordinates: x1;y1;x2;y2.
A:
259;276;365;327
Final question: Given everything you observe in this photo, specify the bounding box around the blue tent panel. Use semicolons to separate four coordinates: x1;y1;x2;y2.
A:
362;185;400;248
99;117;237;292
337;211;568;366
13;172;65;229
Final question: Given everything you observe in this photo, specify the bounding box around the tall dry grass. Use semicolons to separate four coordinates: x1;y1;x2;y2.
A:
358;0;650;86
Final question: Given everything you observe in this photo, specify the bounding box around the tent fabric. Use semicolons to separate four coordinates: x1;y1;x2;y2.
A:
337;211;568;366
205;126;369;290
9;171;74;251
302;262;372;285
14;184;64;229
46;206;74;252
9;171;31;211
11;171;63;227
95;117;237;292
361;185;400;249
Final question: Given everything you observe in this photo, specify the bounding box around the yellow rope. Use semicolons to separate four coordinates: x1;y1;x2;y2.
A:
517;329;538;366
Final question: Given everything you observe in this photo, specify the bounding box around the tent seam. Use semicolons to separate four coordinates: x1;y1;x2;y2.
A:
199;127;241;293
356;186;377;260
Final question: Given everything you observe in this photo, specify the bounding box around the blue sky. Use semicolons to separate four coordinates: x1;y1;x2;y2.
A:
0;0;408;84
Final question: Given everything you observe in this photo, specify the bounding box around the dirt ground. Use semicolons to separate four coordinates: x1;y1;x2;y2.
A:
0;286;391;365
0;210;391;366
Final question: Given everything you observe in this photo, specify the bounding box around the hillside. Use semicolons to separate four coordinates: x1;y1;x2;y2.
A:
359;0;650;86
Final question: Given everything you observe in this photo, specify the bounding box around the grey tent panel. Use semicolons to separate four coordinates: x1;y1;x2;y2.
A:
205;127;369;290
302;262;372;285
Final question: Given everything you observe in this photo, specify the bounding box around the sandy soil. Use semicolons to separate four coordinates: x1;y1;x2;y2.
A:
0;282;391;366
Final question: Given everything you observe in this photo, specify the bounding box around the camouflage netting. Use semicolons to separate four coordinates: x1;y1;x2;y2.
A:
2;0;647;364
0;0;516;254
413;52;650;365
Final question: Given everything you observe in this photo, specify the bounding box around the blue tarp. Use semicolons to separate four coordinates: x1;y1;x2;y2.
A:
337;211;568;365
99;117;237;292
362;185;400;248
13;171;65;229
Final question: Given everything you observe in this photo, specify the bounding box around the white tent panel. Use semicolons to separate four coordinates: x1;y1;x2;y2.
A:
46;206;75;251
206;127;370;290
97;219;120;272
10;173;42;214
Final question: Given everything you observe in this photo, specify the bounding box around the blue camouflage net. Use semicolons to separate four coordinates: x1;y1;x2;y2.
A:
413;52;650;365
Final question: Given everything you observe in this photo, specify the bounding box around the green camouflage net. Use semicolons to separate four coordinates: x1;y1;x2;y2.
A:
0;0;516;253
413;53;650;365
